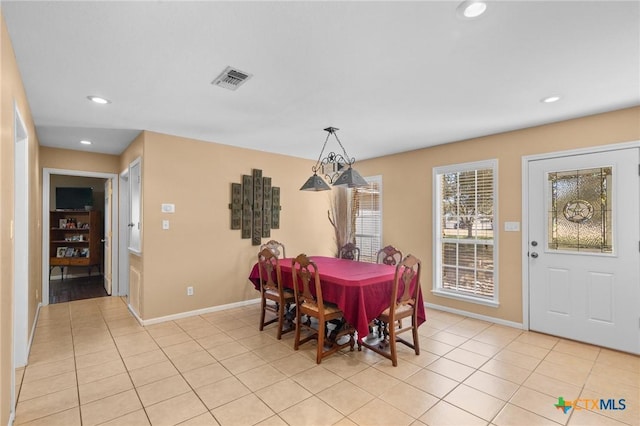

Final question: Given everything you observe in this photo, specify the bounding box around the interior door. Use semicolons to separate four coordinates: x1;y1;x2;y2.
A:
118;170;130;298
103;179;112;295
528;147;639;354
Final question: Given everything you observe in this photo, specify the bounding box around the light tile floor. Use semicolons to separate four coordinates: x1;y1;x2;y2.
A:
14;297;640;426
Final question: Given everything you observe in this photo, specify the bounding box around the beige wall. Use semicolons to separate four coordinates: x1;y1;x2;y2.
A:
139;131;334;319
1;12;41;425
119;131;144;172
40;146;120;173
356;106;640;324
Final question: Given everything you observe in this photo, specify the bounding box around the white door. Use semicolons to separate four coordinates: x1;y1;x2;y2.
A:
528;147;639;354
118;170;130;298
103;179;112;295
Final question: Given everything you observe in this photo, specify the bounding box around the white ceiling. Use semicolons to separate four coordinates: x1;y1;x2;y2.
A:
2;1;639;160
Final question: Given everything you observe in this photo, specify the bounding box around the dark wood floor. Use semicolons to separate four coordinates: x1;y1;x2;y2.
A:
49;274;108;304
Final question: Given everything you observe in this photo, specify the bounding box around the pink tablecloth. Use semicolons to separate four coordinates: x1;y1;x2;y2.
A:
248;256;426;340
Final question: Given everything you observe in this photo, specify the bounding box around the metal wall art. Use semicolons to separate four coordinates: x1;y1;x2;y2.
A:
229;169;281;245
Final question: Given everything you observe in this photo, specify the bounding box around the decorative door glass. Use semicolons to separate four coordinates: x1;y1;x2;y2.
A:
547;167;612;253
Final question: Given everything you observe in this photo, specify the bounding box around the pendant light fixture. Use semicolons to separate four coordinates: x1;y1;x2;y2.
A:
300;127;369;191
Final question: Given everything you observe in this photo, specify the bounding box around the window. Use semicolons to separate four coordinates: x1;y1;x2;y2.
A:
547;167;612;253
350;175;382;263
434;160;498;306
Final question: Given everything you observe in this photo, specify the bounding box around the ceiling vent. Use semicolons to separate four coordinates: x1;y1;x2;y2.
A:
211;66;253;91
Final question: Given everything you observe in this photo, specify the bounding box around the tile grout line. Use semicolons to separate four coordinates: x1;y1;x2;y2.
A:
117;300;157;425
155;317;228;424
16;302;638;426
68;303;85;426
98;298;153;426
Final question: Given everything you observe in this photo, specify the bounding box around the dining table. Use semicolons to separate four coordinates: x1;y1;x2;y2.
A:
248;256;426;341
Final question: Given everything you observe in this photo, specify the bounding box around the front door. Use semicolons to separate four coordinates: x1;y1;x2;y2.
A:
528;147;639;354
104;179;113;295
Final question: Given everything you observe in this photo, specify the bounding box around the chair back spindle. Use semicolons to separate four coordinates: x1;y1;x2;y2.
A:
389;254;420;322
376;245;403;266
260;240;286;259
292;254;322;309
339;243;360;261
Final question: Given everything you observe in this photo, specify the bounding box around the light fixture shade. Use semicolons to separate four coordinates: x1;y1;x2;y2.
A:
300;174;331;191
332;167;369;188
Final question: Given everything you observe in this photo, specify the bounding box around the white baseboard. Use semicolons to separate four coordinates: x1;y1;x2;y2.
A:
127;299;524;330
129;298;261;327
9;301;39;425
127;303;144;326
425;302;524;330
25;302;42;365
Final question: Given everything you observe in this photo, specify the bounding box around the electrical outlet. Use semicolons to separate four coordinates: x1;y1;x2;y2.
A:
187;286;194;296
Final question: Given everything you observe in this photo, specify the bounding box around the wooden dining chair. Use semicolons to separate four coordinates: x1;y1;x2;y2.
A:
359;254;422;366
376;245;403;266
258;248;295;339
260;240;286;259
292;253;356;364
339;242;360;261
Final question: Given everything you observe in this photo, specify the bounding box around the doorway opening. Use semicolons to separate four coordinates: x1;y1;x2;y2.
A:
49;175;107;303
42;168;120;306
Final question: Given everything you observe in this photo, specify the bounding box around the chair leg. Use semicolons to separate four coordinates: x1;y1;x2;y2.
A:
388;322;398;367
412;318;420;355
316;319;325;364
276;301;285;340
259;298;266;331
294;309;302;350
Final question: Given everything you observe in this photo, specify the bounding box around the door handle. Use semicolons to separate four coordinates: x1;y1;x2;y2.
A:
530;252;539;258
128;223;135;227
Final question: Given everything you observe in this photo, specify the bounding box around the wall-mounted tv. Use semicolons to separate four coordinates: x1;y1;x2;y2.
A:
55;187;93;210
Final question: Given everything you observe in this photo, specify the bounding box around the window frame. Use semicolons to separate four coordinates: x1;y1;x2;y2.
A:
128;157;142;255
432;159;499;307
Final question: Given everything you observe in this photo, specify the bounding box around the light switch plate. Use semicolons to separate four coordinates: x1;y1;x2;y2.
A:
504;221;520;232
162;220;170;230
161;203;175;213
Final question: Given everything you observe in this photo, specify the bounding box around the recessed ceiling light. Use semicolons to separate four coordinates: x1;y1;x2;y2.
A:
87;95;111;104
541;95;561;103
457;1;487;19
80;140;92;145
